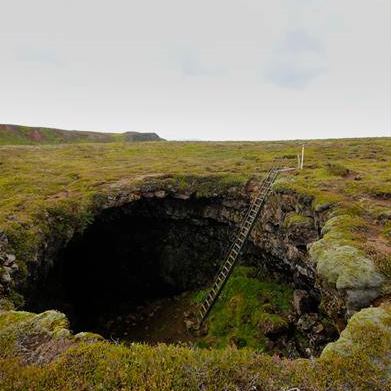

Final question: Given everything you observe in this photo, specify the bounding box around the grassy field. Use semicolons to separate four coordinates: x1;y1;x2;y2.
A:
0;138;389;273
0;137;390;390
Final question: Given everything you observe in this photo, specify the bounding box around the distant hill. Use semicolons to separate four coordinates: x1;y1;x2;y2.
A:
0;124;163;145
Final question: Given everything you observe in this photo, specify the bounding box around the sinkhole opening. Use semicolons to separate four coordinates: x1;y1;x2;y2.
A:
24;195;339;357
28;197;231;340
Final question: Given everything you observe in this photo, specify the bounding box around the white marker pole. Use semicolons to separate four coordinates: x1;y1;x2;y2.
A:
300;145;305;170
297;154;301;169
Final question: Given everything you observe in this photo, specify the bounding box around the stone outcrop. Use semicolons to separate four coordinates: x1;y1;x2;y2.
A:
0;310;102;365
321;304;391;379
0;231;18;307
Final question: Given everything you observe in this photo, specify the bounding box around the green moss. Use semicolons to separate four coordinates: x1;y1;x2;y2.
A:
325;163;350;177
0;138;389;286
74;332;104;342
195;266;293;351
283;212;313;228
0;310;71;358
0;311;34;330
315;245;383;289
0;308;389;390
309;212;384;290
0;138;389;389
384;221;391;241
372;252;391;280
321;305;391;364
0;299;15;311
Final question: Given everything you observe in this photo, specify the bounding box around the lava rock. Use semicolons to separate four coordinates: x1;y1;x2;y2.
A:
297;313;318;332
345;288;381;316
0;269;11;284
313;323;324;334
154;190;166;198
292;290;316;315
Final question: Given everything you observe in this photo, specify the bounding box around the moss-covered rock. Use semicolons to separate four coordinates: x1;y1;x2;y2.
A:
314;245;383;291
283;212;313;229
74;332;105;342
321;305;391;380
0;310;75;364
309;212;385;315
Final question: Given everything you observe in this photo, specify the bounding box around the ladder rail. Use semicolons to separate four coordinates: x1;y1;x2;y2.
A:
206;168;274;288
198;167;280;324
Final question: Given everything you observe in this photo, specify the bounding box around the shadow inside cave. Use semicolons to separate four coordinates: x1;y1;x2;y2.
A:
26;197;231;337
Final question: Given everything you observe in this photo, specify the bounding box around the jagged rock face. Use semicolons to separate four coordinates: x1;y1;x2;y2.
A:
25;190;328;334
1;184;352;357
0;232;19;302
2;184;354;324
248;193;320;292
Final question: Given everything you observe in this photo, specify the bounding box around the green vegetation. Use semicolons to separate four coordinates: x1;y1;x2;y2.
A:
283;212;313;228
309;213;384;292
0;137;389;297
0;124;162;145
193;267;293;351
0;304;389;390
325;162;350;177
0;137;390;389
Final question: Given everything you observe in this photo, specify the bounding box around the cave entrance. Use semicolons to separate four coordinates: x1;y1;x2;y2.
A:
24;194;339;356
27;196;231;342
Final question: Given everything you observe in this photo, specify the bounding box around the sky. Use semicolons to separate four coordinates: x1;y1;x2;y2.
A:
0;0;390;141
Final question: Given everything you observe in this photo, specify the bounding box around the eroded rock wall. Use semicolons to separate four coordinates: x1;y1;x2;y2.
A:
0;176;380;325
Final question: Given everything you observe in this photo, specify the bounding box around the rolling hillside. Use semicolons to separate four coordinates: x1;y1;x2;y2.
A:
0;124;163;145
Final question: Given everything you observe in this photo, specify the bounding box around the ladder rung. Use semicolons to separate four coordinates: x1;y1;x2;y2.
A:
199;169;279;325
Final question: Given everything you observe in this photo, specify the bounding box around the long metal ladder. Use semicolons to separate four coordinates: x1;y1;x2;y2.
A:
198;167;280;325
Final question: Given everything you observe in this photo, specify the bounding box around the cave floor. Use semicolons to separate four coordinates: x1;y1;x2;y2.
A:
96;292;197;345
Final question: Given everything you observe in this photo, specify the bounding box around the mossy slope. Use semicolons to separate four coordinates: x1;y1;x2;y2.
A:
0;305;389;390
193;266;293;351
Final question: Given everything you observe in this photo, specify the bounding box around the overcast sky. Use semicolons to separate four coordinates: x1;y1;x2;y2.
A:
0;0;389;140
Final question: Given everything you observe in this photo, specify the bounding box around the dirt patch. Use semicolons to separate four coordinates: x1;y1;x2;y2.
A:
101;292;197;345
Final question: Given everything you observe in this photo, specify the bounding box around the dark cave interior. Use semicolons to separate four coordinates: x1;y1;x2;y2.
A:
24;196;338;355
26;197;231;335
